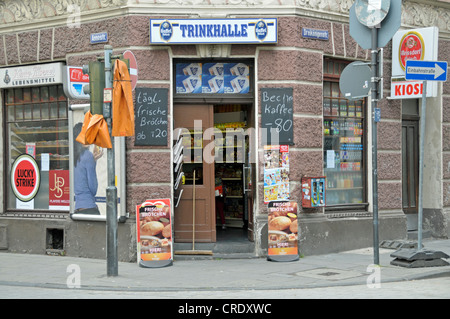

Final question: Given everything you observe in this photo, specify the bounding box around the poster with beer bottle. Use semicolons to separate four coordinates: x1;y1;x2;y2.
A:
267;200;299;262
136;198;173;268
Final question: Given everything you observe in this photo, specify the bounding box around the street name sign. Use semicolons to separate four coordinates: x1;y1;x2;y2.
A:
405;60;448;82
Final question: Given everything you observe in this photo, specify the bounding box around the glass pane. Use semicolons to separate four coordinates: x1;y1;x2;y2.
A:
40;87;49;102
59;103;67;118
50;102;58;119
408;126;416;207
24;104;32;120
6;89;14;104
49;86;57;102
327;60;334;74
32;87;40;102
323;82;331;97
331;82;340;97
58;85;67;101
323;60;328;74
23;88;31;103
182;130;203;185
14;88;23;104
33;104;41;119
402;126;408;208
41;103;49;119
402;99;419;116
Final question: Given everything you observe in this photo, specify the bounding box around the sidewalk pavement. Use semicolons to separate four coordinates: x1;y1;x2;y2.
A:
0;238;449;292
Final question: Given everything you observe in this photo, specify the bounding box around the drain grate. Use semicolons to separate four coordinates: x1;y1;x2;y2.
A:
295;268;364;281
318;271;340;277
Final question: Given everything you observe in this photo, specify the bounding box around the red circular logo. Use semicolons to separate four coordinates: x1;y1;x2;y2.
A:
399;31;424;71
11;154;40;202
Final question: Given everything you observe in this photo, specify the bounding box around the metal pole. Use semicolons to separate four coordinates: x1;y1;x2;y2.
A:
371;27;379;265
104;45;118;276
418;80;427;250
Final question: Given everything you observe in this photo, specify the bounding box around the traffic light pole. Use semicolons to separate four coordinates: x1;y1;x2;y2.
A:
104;45;118;277
371;27;379;266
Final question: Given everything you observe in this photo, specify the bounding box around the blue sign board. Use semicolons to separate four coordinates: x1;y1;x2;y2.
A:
301;28;329;41
90;32;108;44
405;60;447;82
150;18;277;44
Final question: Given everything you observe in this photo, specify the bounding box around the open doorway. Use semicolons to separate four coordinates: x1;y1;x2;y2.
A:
173;102;255;253
213;104;254;248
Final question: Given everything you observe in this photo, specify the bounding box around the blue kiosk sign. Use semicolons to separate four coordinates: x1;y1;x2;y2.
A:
150;18;277;44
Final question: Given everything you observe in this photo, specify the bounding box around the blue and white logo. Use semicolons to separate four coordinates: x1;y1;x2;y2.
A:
159;20;173;42
255;20;268;41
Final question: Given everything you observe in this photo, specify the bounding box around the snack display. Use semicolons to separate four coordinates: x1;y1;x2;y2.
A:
136;199;173;264
267;201;299;260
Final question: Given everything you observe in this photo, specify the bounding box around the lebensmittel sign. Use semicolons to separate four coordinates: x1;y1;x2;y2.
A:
0;62;63;88
150;18;277;44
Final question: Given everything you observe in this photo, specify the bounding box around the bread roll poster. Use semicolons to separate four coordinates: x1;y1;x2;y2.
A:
136;199;172;262
268;201;298;258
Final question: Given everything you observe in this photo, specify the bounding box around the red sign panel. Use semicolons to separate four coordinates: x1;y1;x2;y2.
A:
49;170;70;210
399;31;424;71
11;154;40;202
69;67;89;83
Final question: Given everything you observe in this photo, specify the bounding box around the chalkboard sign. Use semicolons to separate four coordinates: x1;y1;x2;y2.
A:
261;88;294;145
135;88;169;146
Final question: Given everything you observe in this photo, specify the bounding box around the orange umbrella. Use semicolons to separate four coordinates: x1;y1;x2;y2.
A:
76;111;113;149
112;59;134;137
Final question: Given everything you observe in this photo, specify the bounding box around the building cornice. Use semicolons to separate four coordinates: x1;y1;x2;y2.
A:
0;0;449;38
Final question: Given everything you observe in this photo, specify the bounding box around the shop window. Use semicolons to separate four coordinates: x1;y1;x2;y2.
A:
5;84;69;211
174;60;253;96
323;59;366;207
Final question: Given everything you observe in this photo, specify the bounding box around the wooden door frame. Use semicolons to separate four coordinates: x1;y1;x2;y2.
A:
402;119;419;215
173;104;216;242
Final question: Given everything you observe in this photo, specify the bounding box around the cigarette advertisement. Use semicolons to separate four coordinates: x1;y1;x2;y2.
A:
136;198;173;268
175;62;250;94
267;200;299;262
264;145;289;203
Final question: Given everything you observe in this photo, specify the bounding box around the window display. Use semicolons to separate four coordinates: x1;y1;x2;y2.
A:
5;85;69;210
323;59;366;206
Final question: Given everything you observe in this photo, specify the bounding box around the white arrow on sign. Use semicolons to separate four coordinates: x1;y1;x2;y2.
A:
407;63;446;79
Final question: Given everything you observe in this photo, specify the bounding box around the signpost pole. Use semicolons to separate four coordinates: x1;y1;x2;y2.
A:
371;27;380;266
104;45;118;277
418;80;427;250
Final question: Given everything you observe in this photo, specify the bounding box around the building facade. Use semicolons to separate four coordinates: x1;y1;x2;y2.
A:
0;0;449;261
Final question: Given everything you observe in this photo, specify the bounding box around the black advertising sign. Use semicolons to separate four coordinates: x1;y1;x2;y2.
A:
261;88;294;145
134;88;169;146
267;200;299;262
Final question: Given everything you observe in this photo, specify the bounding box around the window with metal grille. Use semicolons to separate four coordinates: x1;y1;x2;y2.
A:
5;84;69;211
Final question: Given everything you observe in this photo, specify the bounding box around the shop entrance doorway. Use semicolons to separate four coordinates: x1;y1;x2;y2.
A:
174;103;255;251
402;100;419;231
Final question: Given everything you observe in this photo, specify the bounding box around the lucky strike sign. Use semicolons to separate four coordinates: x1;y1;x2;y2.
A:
11;154;40;202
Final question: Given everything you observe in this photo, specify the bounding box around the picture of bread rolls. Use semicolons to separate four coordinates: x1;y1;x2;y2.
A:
141;221;164;236
162;224;171;239
289;219;298;233
268;216;291;231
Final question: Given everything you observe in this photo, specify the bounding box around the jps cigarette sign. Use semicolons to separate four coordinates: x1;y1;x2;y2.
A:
150;18;277;44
